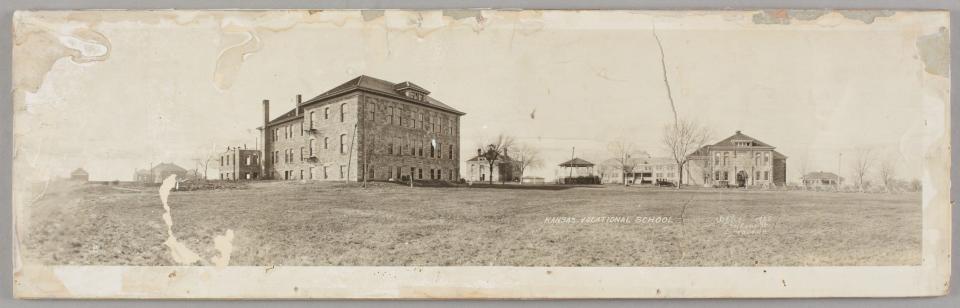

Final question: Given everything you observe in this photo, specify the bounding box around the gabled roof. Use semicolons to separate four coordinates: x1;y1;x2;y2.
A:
71;168;88;176
559;157;595;167
151;163;187;173
688;131;787;160
803;172;842;180
710;131;774;149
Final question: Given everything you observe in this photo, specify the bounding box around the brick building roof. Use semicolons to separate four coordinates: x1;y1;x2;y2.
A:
151;163;187;174
267;75;464;126
802;172;843;181
689;130;788;159
466;154;516;163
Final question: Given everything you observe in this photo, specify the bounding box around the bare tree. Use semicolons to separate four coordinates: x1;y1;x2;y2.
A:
850;147;875;192
513;143;543;182
878;154;898;193
607;140;638;186
662;118;712;189
476;134;515;185
192;148;220;181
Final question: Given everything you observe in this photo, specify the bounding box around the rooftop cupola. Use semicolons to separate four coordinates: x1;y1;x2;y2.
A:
394;81;430;101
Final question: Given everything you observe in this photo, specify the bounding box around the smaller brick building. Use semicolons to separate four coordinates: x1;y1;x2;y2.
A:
465;154;521;183
219;146;262;180
687;131;787;187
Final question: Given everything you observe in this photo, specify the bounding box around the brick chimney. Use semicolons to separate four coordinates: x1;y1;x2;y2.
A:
295;94;301;116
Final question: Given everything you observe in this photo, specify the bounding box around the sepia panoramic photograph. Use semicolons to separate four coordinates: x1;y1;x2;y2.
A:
10;9;951;298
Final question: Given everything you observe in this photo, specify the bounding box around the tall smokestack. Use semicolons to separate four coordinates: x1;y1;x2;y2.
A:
295;94;302;116
262;99;271;179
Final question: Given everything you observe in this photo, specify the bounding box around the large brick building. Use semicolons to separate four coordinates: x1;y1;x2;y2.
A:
687;131;787;187
261;75;465;182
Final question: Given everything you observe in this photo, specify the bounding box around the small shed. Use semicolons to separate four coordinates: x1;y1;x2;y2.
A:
70;168;89;182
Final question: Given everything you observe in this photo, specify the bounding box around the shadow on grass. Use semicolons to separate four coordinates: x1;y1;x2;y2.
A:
350;180;601;191
457;183;601;191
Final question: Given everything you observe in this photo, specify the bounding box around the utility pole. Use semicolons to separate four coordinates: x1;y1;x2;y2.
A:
837;152;842;191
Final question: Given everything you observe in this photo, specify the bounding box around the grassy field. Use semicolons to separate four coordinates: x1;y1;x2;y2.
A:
19;180;921;266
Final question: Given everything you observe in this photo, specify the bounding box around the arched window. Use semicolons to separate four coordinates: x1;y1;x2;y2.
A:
309;139;314;156
340;103;346;122
324;137;329;149
324;107;330;119
340;134;347;154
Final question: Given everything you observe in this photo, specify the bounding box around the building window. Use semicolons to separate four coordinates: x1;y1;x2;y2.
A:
340;134;347;154
324;107;330;119
324;137;329;150
764;171;769;180
309;139;314;156
418;168;423;179
309;111;315;129
367;102;375;122
388;142;394;155
300;170;304;180
723;171;729;181
299;122;303;136
764;152;770;164
309;167;314;179
339;165;345;179
323;166;328;179
340;103;346;122
756;171;760;181
389;106;395;125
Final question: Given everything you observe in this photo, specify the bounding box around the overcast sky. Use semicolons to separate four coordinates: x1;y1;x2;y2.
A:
15;10;947;182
